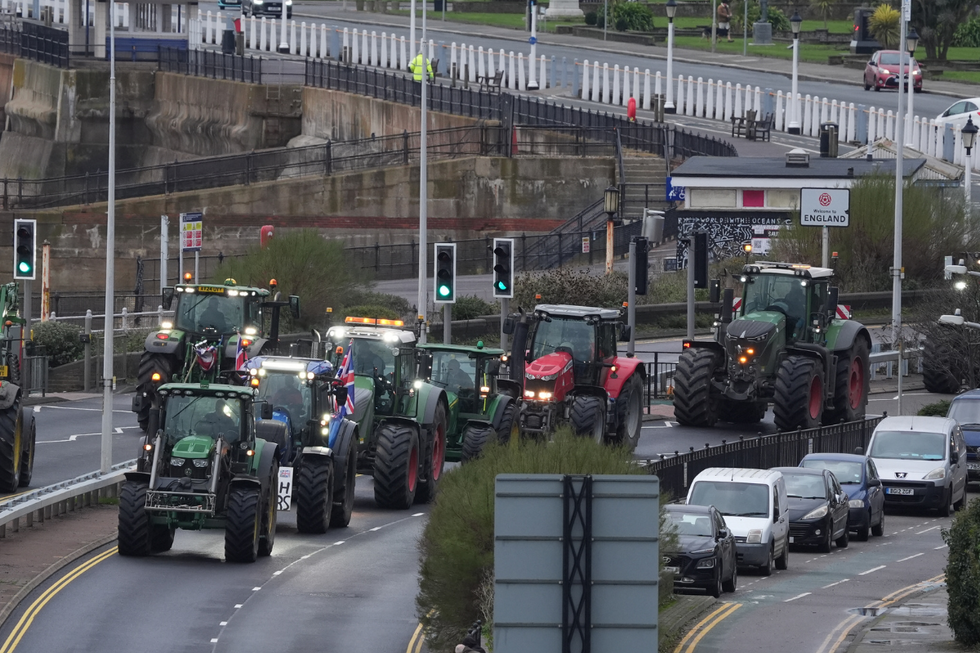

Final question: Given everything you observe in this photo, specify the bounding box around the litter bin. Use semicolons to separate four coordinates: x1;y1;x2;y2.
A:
433;0;443;10
819;122;839;158
653;94;665;123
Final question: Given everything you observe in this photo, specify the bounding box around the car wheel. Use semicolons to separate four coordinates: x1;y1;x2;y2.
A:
722;560;737;593
760;544;773;576
863;76;871;91
856;512;870;541
874;84;880;92
835;524;849;549
775;541;788;570
940;487;953;517
871;509;885;537
819;522;833;553
711;567;723;598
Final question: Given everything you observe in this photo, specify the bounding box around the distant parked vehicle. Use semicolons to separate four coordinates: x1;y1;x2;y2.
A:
799;452;885;541
934;98;980;131
663;504;738;598
946;390;980;487
243;0;292;18
772;466;850;553
863;50;922;93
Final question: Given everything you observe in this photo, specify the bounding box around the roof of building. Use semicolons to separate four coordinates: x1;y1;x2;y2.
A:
671;155;926;179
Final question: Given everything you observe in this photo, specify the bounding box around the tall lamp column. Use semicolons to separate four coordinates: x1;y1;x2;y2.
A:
604;186;619;275
905;28;919;147
964;117;978;208
665;0;676;114
787;12;802;135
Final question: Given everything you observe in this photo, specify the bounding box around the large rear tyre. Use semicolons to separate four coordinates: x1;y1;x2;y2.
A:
18;415;35;487
495;402;520;446
415;403;447;504
373;423;420;509
118;481;152;557
135;353;175;432
773;356;823;432
296;457;333;534
570;395;605;442
150;524;176;553
460;423;495;463
225;486;261;563
922;334;965;394
0;397;24;493
826;338;870;424
673;349;720;427
615;374;643;451
331;436;357;528
258;460;278;556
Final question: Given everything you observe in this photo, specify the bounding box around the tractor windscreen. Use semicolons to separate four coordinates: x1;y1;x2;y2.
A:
327;337;397;378
164;395;244;443
255;372;313;427
742;275;807;323
175;292;246;336
530;318;594;362
431;352;477;396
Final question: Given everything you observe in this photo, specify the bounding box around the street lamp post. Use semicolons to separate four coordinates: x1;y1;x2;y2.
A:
963;116;978;208
417;0;429;342
891;12;908;414
604;186;619;275
787;12;802;135
905;27;919;147
665;0;676;114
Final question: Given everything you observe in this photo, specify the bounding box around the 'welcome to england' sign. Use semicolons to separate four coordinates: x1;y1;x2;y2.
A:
800;188;850;227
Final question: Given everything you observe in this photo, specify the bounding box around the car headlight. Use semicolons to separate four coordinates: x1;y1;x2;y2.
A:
803;505;829;520
880;67;891;74
924;467;946;480
171;457;186;467
848;499;865;509
696;557;716;568
193;459;209;468
746;529;762;544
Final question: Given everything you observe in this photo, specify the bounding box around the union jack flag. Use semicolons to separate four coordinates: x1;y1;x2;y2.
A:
235;336;247;371
336;340;355;419
195;342;218;372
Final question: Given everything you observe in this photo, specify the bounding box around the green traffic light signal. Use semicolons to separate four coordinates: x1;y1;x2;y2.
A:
438;284;451;297
496;280;507;291
18;261;30;274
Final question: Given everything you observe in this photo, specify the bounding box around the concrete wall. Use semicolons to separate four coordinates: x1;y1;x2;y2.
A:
0;53;16;132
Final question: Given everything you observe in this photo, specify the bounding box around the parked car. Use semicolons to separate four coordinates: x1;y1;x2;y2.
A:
243;0;292;18
935;98;980;131
799;453;885;541
686;468;789;576
772;467;850;552
663;504;738;598
863;50;922;93
865;415;968;516
947;389;980;487
218;0;242;10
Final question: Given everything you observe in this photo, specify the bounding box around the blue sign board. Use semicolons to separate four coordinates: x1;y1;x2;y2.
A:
666;177;686;202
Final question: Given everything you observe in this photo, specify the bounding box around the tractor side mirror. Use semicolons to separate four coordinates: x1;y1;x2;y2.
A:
161;287;175;310
827;286;839;317
147;408;160;437
417;352;433;379
487;359;501;376
260;401;274;420
502;315;515;335
289;295;301;319
619;324;632;342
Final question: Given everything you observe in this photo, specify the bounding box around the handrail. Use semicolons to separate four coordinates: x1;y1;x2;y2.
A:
615;127;626;187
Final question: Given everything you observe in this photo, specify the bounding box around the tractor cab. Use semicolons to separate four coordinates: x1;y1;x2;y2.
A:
165;280;270;339
525;304;624;391
738;263;834;346
420;343;505;413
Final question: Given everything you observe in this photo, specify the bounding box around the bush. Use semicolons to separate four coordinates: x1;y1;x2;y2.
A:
32;320;85;367
416;430;647;651
918;400;951;417
513;268;627;313
584;10;597;25
612;1;654;31
730;2;790;32
615;16;629;31
943;496;980;646
337;290;413;319
452;295;500;321
868;4;900;49
953;15;980;47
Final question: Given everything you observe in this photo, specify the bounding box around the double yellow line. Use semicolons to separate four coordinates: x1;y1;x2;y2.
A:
815;573;946;653
405;622;425;653
673;602;743;653
0;546;117;653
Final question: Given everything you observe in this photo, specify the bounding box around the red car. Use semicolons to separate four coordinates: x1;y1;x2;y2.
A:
864;50;922;93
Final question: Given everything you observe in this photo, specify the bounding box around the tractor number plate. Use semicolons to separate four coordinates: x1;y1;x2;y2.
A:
195;286;226;294
0;366;8;378
277;467;293;511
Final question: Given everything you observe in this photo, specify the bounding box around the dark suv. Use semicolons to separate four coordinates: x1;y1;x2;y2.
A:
947;389;980;486
243;0;292;18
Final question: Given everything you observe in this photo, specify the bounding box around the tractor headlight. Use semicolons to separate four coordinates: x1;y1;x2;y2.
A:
171;457;186;467
524;390;535;398
193;459;209;468
538;391;553;400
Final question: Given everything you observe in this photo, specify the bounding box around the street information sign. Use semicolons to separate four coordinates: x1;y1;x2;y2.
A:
800;188;850;227
180;212;203;252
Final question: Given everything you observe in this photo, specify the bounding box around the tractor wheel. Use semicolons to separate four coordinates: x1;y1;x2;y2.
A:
570;396;605;443
373;423;420;510
150;524;176;553
118;480;152;557
460;423;496;463
773;356;823;432
673;349;720;427
496;402;520;446
18;414;35;487
827;338;870;424
6;350;21;386
719;400;767;424
258;459;278;556
225;486;262;563
135;353;175;432
415;403;447;504
0;397;24;493
922;334;964;394
615;375;643;451
296;457;333;534
331;436;357;528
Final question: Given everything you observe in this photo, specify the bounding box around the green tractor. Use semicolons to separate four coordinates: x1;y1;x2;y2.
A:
118;382;280;562
132;278;299;432
323;316;449;509
672;261;871;431
245;355;359;531
416;342;519;463
0;281;35;493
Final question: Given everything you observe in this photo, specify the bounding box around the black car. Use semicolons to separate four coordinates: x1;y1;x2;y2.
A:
243;0;292;19
772;467;850;552
663;504;737;598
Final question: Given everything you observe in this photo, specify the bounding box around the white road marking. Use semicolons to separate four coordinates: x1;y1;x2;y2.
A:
412;513;424;517
234;604;243;609
822;579;849;589
273;570;283;576
220;622;227;626
33;406;39;413
334;540;345;545
252;587;261;591
211;638;218;643
35;405;131;413
370;526;382;531
642;422;676;429
935;544;948;550
785;592;811;602
916;526;941;535
897;553;924;562
859;565;886;576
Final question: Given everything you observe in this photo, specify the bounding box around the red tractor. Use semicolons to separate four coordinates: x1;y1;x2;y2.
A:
502;304;645;449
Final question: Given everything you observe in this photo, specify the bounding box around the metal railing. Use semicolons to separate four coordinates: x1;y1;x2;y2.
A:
0;19;69;69
158;46;263;84
645;417;883;499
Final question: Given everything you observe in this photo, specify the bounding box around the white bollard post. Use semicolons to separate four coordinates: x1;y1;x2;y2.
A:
300;22;307;57
541;56;548;90
602;63;610;104
508;52;516;90
612;64;620;105
518;52;526;90
260;17;268;51
696;77;704;117
371;30;378;65
706;80;715;119
775;92;785;131
643;70;651;111
591;61;600;102
478;46;485;80
621;66;629;106
469;45;476;83
685;76;695;116
352;28;360;63
488;49;495;77
321;25;328;58
723;82;733;121
400;36;407;70
381;31;387;66
581;60;590;100
343;27;349;60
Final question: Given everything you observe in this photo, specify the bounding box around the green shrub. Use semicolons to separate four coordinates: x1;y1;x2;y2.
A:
954;15;980;47
338;290;413;319
513;268;627;313
32;320;85;367
918;400;951;417
416;430;646;651
452;295;499;321
584;10;597;25
730;2;790;32
612;1;654;32
943;496;980;646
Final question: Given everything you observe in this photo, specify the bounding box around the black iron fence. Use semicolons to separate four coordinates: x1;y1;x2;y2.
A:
158;47;263;84
0;20;69;69
646;417;883;499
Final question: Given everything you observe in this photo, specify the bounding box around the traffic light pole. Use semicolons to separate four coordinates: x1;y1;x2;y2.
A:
443;304;451;344
686;236;695;340
627;240;636;357
101;0;117;476
500;298;509;352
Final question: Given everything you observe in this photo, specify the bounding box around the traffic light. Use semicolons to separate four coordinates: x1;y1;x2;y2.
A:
633;236;649;295
434;243;456;303
13;219;36;281
693;232;708;289
492;238;514;299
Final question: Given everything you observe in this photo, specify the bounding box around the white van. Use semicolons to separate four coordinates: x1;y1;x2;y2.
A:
686;468;790;575
866;415;967;516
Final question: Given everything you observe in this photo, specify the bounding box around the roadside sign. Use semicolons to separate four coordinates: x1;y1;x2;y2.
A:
902;0;910;21
800;188;850;227
180;212;203;252
529;36;537;45
582;236;590;253
666;176;686;202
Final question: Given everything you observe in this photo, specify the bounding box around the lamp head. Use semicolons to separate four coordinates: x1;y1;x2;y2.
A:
790;11;802;36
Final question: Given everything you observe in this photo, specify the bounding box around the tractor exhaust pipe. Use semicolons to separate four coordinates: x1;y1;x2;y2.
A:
509;311;530;383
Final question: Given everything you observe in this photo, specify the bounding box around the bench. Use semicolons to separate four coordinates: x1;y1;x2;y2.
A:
478;69;504;93
755;112;775;142
731;109;758;139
